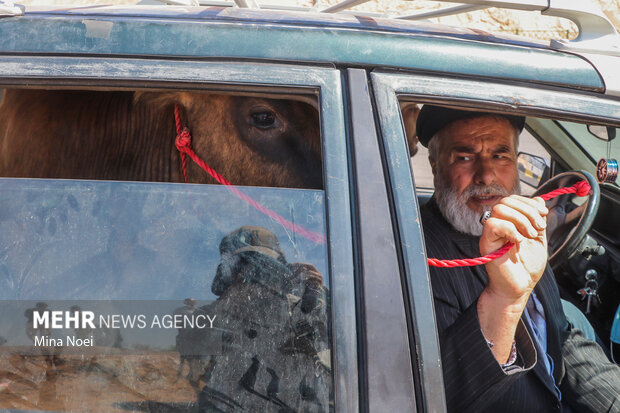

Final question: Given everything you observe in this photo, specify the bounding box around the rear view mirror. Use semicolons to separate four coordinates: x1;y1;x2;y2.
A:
587;125;616;142
518;152;550;188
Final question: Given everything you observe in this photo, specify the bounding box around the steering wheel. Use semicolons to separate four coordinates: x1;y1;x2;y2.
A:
533;170;599;269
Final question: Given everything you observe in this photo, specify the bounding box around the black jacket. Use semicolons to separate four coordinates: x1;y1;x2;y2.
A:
421;197;620;413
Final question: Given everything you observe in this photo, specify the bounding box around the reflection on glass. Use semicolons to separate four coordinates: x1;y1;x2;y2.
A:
0;179;331;412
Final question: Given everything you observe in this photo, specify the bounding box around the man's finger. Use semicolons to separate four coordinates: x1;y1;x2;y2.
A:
491;203;540;239
532;196;548;214
484;217;525;246
497;196;547;231
509;194;548;214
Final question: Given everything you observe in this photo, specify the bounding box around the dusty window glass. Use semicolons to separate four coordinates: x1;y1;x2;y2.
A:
0;89;332;412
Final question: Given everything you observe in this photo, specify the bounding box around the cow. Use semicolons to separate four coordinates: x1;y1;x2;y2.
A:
0;89;323;188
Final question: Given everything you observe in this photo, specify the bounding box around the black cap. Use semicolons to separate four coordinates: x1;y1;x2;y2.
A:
416;105;525;148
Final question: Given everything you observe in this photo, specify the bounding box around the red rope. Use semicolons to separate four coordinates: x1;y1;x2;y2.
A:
173;104;326;245
427;243;514;268
427;179;591;267
540;179;591;200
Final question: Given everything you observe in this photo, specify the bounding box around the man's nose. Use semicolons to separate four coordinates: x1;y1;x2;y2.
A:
473;157;496;186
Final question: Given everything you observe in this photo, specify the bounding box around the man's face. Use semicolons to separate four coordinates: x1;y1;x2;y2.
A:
430;116;520;235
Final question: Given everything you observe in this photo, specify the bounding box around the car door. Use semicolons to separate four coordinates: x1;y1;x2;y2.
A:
370;67;620;408
344;68;445;413
0;56;359;412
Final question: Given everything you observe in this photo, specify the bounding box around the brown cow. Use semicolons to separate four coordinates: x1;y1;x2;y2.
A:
0;89;323;188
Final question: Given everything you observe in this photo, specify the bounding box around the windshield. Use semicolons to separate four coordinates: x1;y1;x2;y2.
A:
558;121;619;172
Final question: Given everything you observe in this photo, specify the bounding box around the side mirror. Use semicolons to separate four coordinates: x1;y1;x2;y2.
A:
517;152;550;189
587;125;616;142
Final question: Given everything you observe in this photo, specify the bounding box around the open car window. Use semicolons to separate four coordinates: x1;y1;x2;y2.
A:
372;71;620;390
557;121;620;178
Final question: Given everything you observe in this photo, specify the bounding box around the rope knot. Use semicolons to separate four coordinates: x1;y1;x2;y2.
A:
175;128;192;153
575;180;591;197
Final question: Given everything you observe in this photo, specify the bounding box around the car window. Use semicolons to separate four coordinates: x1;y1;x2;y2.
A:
372;72;620;405
0;87;337;412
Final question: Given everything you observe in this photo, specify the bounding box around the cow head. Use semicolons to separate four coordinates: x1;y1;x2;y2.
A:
136;91;323;189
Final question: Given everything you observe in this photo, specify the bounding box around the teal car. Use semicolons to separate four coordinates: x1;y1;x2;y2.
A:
0;1;618;411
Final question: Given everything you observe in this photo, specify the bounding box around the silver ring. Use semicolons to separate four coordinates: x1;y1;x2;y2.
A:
480;211;491;225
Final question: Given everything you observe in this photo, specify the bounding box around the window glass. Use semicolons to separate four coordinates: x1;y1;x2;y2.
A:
0;88;333;412
516;130;551;195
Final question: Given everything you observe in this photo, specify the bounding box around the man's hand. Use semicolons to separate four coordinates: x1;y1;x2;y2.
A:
477;195;548;364
481;195;549;299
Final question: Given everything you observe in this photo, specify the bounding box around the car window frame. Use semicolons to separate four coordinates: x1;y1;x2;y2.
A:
0;56;359;412
345;68;420;412
370;69;620;413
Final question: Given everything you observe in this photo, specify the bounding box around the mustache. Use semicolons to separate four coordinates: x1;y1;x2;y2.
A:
461;184;510;200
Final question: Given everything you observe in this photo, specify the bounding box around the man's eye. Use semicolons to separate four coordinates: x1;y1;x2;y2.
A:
456;155;472;161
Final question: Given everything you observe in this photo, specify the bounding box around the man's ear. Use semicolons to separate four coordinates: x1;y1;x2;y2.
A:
400;102;420;157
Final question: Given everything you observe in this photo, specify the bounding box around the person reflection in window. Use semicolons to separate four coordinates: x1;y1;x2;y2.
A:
195;226;331;412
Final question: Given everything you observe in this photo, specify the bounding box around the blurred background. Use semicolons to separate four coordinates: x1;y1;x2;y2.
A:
15;0;620;42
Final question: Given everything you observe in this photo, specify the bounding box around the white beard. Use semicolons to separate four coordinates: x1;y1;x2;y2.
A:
435;175;520;236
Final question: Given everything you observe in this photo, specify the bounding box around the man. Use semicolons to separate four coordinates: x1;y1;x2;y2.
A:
416;106;620;412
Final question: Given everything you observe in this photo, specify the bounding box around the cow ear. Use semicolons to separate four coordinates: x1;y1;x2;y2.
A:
133;91;193;110
400;102;420;157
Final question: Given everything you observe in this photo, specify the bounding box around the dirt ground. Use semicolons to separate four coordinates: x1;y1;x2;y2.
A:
0;348;198;412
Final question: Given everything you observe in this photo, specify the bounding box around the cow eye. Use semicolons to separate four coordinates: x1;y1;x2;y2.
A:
251;110;276;129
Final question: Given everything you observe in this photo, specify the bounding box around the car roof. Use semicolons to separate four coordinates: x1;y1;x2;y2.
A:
0;5;605;92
